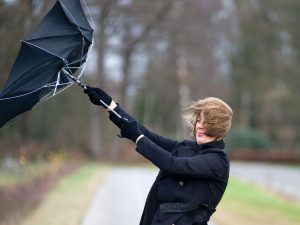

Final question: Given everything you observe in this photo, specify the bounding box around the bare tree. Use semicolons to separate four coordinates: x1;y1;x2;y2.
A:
113;0;173;107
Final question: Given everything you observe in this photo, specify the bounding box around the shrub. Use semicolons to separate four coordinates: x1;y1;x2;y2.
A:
226;128;271;150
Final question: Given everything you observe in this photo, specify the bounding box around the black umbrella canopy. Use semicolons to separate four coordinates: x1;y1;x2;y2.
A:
0;0;93;128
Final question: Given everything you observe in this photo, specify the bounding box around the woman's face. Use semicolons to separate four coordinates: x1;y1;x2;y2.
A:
195;111;215;144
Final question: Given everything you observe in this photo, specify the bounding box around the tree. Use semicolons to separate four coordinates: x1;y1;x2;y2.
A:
230;0;300;148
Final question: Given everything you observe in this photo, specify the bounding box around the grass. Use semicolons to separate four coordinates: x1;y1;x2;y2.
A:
20;163;109;225
214;178;300;225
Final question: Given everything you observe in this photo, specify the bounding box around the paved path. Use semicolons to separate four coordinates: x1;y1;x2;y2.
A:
81;167;217;225
230;161;300;201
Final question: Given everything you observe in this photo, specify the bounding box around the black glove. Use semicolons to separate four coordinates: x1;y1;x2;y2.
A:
84;86;112;108
117;118;142;143
109;112;122;128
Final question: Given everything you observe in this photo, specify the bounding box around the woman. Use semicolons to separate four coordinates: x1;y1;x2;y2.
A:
84;86;233;225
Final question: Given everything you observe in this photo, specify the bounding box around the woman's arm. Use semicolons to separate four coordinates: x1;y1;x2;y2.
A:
110;105;179;152
116;116;228;179
136;136;229;179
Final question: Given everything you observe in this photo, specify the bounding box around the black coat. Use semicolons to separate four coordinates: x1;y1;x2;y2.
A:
112;107;230;225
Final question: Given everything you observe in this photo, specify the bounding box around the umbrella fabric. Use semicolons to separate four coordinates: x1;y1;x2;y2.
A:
0;0;93;128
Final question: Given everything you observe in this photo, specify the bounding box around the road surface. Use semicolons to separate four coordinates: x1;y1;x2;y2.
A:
230;161;300;201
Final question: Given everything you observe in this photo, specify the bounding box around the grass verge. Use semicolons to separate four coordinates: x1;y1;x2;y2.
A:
20;163;109;225
214;178;300;225
0;162;54;188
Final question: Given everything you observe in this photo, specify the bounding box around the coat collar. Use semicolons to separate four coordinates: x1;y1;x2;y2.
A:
186;139;225;151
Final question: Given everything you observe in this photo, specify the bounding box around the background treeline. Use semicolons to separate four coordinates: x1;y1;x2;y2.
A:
1;0;300;160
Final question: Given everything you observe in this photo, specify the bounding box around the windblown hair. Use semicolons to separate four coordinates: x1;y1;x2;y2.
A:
183;97;233;140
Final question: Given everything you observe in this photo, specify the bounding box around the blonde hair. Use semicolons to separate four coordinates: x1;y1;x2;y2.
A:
183;97;233;140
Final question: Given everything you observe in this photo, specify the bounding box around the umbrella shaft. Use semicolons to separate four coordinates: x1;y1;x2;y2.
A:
61;68;86;89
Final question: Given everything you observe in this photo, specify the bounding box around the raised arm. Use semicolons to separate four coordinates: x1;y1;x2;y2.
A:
109;105;179;151
117;118;229;179
84;86;179;151
136;137;229;179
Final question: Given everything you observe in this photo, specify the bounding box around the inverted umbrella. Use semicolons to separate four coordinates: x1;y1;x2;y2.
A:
0;0;94;128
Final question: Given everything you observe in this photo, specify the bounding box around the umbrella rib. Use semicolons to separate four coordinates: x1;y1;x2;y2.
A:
26;32;82;42
56;1;88;76
68;56;87;66
60;0;81;31
0;81;73;101
60;0;94;31
38;82;74;104
22;40;64;60
59;0;95;80
53;70;61;96
81;0;95;28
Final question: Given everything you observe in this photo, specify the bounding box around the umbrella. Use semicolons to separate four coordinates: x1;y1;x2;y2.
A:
0;0;94;128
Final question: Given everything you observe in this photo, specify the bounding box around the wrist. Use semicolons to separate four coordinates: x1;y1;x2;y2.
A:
135;134;144;144
107;100;117;111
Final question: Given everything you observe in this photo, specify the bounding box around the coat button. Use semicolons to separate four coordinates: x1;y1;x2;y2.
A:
179;181;184;186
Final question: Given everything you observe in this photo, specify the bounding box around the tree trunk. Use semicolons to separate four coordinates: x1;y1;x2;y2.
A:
119;48;132;108
89;3;108;157
177;50;191;138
